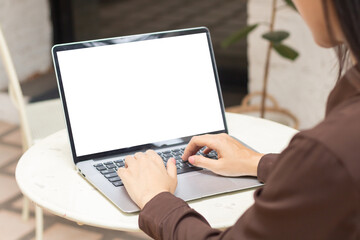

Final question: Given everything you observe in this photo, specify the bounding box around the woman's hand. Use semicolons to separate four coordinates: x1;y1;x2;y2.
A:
117;150;177;209
182;133;264;177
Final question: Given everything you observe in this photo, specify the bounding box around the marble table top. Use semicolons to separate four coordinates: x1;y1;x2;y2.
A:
16;112;298;231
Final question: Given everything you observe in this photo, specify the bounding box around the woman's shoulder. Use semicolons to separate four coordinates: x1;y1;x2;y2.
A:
300;94;360;153
298;96;360;188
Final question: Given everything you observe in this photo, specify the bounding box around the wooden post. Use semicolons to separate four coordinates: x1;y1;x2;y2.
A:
260;0;277;118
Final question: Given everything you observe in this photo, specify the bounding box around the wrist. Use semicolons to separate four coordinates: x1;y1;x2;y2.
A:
139;190;169;209
249;153;264;176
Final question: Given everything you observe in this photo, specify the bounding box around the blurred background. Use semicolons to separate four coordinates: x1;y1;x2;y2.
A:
0;0;249;112
0;0;338;239
1;1;250;239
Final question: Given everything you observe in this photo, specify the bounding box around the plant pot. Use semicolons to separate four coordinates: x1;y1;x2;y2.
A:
226;92;299;129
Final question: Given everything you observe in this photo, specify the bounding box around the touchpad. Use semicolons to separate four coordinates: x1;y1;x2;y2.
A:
174;171;238;201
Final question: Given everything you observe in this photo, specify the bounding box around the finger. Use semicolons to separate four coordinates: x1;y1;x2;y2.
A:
134;152;145;160
124;155;135;168
188;155;219;171
145;150;164;166
166;158;177;179
117;168;131;189
117;167;126;179
203;147;214;155
145;149;162;160
182;135;217;161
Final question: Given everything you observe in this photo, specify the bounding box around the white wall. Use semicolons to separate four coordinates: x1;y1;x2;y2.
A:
248;0;338;129
0;0;52;90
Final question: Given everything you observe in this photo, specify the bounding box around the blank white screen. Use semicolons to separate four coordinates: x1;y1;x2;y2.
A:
57;32;225;157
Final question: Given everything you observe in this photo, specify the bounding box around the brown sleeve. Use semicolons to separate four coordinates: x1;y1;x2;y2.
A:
139;137;357;240
139;192;221;239
257;153;279;183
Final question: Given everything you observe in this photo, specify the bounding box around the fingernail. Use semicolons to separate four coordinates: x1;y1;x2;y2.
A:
170;158;176;164
189;156;195;164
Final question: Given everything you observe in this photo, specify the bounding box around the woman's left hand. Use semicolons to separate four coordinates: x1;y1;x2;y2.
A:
117;150;178;209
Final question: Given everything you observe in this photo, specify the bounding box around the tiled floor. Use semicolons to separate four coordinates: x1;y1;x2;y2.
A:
0;119;150;239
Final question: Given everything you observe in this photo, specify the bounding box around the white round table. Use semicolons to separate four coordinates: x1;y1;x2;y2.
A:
16;113;298;237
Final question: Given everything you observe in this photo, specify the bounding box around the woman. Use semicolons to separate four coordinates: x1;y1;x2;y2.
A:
118;0;360;239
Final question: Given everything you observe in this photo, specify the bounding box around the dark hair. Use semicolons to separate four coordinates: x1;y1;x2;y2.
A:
323;0;360;77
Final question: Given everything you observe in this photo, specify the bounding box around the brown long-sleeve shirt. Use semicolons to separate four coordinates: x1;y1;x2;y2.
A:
139;64;360;239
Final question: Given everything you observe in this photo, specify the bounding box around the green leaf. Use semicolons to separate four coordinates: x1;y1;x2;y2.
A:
272;43;299;61
284;0;297;11
222;24;259;48
262;31;290;43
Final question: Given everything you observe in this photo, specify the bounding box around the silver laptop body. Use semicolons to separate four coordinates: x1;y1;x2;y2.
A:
52;27;261;213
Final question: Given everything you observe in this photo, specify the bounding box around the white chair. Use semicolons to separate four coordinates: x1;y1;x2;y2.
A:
0;24;65;240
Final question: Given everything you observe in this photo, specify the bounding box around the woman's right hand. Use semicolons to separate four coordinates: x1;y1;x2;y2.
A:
182;133;264;177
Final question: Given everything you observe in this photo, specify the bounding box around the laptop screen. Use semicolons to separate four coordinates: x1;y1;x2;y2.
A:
53;28;227;160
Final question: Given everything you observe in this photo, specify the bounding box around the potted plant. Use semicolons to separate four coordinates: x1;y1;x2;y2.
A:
223;0;299;128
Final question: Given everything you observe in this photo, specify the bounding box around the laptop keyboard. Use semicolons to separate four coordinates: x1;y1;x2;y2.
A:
93;147;218;187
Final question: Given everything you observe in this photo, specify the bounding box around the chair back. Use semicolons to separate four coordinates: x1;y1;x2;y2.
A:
0;24;32;149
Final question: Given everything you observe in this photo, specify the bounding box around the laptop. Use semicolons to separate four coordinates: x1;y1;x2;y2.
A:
52;27;262;213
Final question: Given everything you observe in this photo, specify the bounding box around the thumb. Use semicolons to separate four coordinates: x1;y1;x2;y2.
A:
117;168;127;184
166;158;177;179
188;155;218;171
117;167;126;178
